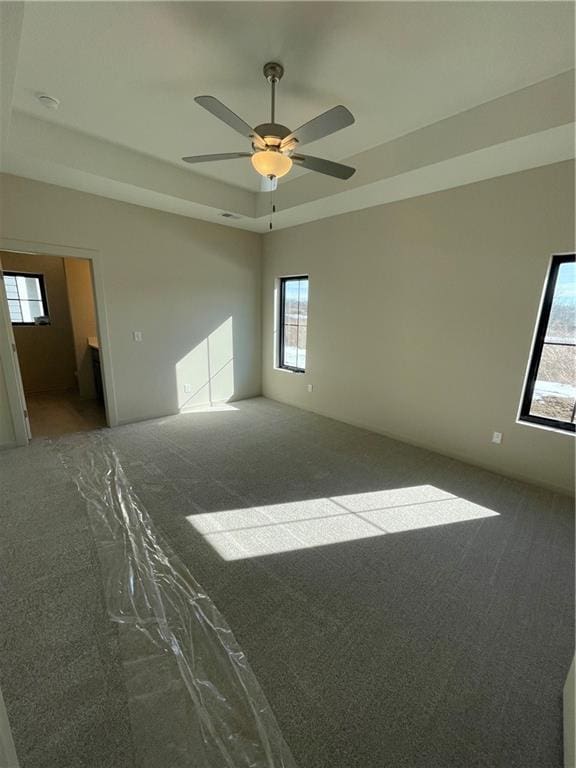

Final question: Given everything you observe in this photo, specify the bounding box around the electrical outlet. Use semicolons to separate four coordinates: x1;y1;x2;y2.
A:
132;330;143;342
307;384;314;393
492;432;503;444
184;384;192;394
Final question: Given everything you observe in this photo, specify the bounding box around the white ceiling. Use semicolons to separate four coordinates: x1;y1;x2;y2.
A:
13;1;575;192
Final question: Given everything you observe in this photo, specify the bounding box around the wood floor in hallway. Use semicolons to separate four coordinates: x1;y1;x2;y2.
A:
26;390;106;437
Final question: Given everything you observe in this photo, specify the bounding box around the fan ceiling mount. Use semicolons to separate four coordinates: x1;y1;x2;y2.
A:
182;62;356;184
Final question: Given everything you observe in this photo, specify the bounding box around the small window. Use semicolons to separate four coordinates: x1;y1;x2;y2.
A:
519;254;575;433
4;272;50;325
278;276;308;372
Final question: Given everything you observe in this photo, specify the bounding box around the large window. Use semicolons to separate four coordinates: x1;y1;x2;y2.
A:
519;254;575;433
4;271;50;325
278;276;308;372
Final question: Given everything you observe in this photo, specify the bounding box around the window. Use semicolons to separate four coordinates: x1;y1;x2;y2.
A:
278;276;308;372
519;254;575;433
4;272;49;325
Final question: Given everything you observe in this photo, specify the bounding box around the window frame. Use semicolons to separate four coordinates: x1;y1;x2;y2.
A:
4;271;50;326
518;253;575;434
278;275;308;373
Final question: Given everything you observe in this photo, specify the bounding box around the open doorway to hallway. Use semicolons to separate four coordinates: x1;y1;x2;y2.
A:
0;250;107;438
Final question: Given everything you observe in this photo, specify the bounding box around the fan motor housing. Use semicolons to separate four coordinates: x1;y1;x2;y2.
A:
254;123;291;142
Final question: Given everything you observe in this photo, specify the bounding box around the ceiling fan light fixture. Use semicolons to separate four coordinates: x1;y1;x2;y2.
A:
251;149;292;179
183;64;356;182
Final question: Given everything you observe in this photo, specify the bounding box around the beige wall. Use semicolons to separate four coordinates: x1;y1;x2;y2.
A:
1;251;77;394
64;257;97;399
1;166;574;494
262;161;575;495
0;173;262;426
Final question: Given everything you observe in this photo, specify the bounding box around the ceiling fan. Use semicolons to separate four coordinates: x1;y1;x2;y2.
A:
182;62;356;185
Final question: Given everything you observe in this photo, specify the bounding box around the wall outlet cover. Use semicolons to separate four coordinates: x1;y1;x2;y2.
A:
307;384;314;392
133;331;143;342
492;432;503;444
184;384;192;393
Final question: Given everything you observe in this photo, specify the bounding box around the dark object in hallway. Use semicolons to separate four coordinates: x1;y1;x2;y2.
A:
90;344;104;404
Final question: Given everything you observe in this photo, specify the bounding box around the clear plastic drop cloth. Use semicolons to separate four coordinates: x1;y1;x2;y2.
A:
57;432;297;768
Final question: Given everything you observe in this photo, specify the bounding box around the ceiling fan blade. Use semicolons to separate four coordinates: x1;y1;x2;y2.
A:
292;154;356;180
195;96;264;145
182;152;252;164
281;106;354;149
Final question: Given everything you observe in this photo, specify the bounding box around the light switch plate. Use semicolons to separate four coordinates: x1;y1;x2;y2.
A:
133;331;143;342
307;384;314;393
492;431;503;444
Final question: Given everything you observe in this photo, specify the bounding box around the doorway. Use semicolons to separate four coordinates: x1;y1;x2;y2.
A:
0;250;107;438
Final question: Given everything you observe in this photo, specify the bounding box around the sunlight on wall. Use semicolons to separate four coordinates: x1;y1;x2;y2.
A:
187;485;499;560
176;317;234;410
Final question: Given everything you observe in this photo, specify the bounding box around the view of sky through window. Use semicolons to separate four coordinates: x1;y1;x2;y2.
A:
530;260;575;425
281;277;308;371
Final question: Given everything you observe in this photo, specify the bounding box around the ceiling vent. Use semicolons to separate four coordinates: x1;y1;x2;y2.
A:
36;93;60;110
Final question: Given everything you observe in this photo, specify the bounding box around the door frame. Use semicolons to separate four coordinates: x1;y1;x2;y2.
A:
0;258;29;446
0;237;118;444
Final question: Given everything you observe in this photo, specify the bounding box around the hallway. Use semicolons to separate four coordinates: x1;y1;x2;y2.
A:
27;390;106;438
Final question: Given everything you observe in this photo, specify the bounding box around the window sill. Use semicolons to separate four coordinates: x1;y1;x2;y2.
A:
274;366;305;375
516;417;575;436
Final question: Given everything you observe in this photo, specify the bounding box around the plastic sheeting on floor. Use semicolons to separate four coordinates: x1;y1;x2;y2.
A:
58;432;297;768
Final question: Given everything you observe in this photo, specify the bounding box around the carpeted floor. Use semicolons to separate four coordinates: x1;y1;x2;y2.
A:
0;397;573;768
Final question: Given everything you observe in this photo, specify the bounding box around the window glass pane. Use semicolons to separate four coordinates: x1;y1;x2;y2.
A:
297;324;307;369
284;280;299;323
7;300;23;323
284;280;299;300
21;300;44;323
5;273;48;324
546;262;576;344
284;300;299;323
4;275;18;298
16;275;42;302
298;279;308;323
521;256;576;430
283;324;298;366
530;343;576;422
280;276;308;370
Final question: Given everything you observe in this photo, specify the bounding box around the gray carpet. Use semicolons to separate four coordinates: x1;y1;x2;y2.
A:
0;397;573;767
0;442;136;767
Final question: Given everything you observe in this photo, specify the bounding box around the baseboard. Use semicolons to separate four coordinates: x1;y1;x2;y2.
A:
116;391;263;428
263;393;575;498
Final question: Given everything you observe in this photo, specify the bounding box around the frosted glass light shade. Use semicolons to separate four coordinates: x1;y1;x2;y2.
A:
251;150;292;179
